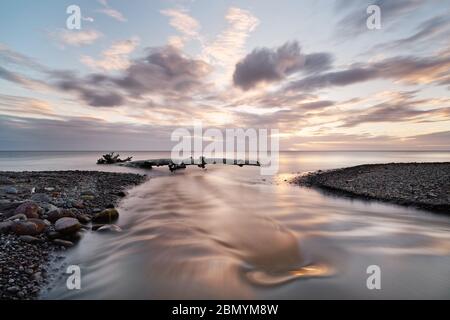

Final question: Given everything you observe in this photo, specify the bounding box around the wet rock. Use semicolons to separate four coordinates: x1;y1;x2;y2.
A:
13;201;40;219
53;239;74;248
97;224;122;233
92;208;119;223
54;217;81;235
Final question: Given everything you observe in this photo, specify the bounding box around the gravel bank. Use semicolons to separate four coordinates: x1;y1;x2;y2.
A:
294;162;450;214
0;171;146;300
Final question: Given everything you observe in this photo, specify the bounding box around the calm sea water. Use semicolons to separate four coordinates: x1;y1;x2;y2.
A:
1;151;450;299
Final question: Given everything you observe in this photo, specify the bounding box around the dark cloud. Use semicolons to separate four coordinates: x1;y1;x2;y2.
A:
233;42;309;90
51;46;212;107
287;54;450;92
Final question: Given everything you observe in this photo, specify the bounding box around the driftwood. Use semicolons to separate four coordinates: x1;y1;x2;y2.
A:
123;156;260;172
97;152;132;165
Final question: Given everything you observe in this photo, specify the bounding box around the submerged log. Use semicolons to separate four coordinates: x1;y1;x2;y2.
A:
97;152;132;165
123;156;260;171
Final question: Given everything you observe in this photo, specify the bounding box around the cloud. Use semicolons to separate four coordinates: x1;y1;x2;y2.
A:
233;42;306;90
0;115;176;151
51;29;103;47
161;8;200;48
339;102;450;128
233;42;335;90
0;94;56;118
201;7;259;83
81;37;140;71
98;0;127;22
287;54;450;92
376;15;450;51
54;46;212;107
336;0;425;38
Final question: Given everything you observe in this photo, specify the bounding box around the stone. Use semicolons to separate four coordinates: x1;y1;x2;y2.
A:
6;213;27;221
27;219;48;233
92;208;119;223
10;220;44;236
0;221;13;234
1;186;18;194
39;203;58;213
97;224;122;233
6;286;20;294
19;235;42;243
47;208;76;223
54;217;81;235
30;193;51;203
14;201;40;219
77;214;91;224
53;239;74;247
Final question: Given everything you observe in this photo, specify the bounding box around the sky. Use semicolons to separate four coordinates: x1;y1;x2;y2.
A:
0;0;449;151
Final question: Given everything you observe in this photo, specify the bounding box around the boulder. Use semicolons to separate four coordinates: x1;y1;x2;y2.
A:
27;218;48;233
92;208;119;223
10;220;44;236
14;201;40;219
47;208;76;223
55;217;81;235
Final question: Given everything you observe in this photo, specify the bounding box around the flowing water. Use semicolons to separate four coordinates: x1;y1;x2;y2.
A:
2;151;450;299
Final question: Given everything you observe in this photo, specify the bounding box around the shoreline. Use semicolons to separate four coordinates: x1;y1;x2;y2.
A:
0;170;146;300
293;162;450;214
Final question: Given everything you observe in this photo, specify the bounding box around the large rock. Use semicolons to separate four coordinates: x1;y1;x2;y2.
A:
27;218;49;233
92;208;119;223
55;217;81;235
14;201;40;219
10;220;46;236
47;208;76;223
